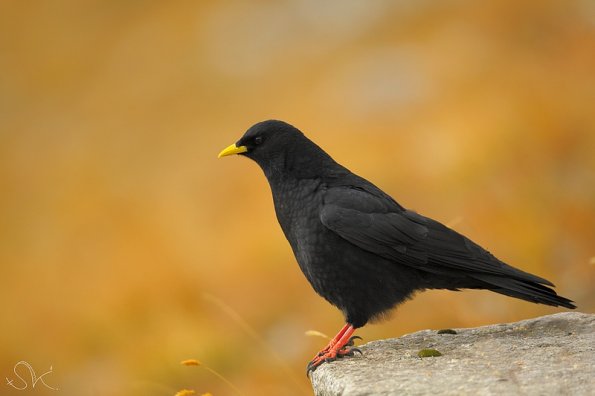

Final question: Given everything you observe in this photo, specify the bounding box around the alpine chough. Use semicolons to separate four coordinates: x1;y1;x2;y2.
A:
218;120;576;373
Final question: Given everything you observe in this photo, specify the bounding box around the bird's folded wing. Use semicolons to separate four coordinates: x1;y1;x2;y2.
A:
319;187;552;284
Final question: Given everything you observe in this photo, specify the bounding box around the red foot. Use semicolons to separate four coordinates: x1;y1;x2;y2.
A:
307;324;362;375
310;323;350;359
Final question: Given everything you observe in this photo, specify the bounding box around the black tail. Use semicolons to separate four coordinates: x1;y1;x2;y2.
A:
474;273;576;309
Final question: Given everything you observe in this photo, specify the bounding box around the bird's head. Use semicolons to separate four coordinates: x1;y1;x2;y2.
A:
218;120;341;179
218;120;302;161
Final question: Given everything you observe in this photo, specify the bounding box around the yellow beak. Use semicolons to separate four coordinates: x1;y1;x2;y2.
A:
218;143;248;158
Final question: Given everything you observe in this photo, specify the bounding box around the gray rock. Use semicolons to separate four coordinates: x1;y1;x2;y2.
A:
309;312;594;396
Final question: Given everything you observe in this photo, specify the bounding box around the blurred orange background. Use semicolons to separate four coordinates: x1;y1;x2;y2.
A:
1;1;594;395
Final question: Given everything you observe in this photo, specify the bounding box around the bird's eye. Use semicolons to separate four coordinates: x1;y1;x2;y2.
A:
254;136;263;145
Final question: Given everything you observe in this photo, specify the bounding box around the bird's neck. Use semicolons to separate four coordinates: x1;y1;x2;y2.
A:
263;143;348;185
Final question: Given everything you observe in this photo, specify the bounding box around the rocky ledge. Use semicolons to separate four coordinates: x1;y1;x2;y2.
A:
309;312;594;396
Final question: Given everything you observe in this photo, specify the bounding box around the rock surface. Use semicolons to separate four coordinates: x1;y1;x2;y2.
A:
309;312;594;396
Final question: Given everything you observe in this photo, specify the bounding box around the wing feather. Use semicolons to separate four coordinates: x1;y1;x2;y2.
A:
320;186;552;285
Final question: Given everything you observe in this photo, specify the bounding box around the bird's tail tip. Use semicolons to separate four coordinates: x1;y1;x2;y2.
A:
554;296;577;310
475;274;577;309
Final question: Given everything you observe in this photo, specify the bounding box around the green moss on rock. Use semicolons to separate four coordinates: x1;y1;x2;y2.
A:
418;348;443;358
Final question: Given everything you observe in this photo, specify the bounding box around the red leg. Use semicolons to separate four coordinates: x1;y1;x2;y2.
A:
311;323;350;359
307;324;362;374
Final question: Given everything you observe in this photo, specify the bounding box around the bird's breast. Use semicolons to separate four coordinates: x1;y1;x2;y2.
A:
272;179;323;232
270;178;325;259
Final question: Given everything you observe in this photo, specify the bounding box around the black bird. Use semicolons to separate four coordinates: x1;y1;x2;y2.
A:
218;120;576;373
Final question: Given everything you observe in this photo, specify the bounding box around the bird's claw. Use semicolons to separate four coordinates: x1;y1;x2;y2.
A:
307;355;336;375
341;346;362;356
306;359;323;375
306;346;363;376
314;335;361;356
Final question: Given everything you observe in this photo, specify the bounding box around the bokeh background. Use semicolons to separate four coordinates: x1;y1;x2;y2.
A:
1;1;594;395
